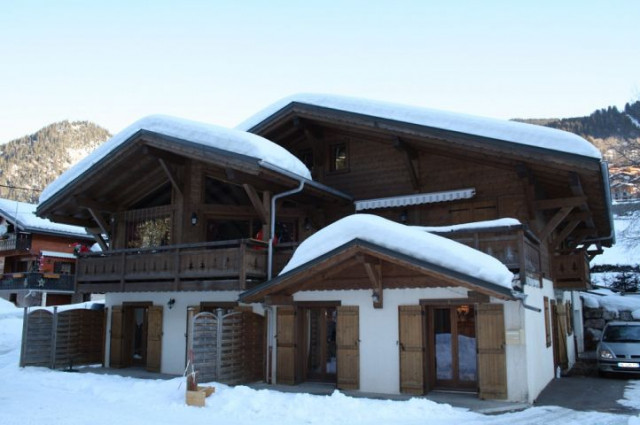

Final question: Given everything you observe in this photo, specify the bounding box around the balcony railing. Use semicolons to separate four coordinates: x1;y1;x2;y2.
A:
0;272;75;292
76;239;296;292
0;233;31;252
430;225;543;287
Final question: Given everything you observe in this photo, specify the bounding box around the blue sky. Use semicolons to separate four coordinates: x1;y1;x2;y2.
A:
1;0;638;142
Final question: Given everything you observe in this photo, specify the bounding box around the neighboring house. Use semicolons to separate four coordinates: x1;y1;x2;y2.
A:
36;95;614;403
609;166;640;201
0;198;94;306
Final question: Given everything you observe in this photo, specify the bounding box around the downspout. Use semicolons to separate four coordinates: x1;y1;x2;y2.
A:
268;180;305;280
513;292;542;312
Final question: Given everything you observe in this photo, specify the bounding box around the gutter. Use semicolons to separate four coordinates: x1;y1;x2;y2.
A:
513;292;542;312
268;180;305;280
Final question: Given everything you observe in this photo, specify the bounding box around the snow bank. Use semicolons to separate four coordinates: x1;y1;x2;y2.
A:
239;94;602;159
581;290;640;314
0;198;89;237
0;298;22;320
280;214;514;289
40;115;312;204
591;211;640;267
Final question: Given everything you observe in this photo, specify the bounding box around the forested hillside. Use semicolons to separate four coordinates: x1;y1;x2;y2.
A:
0;121;110;202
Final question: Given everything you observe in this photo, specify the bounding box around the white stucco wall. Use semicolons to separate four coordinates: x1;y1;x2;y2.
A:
558;290;578;369
523;278;556;403
104;291;251;375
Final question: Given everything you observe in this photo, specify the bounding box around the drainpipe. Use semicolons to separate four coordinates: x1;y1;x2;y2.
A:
268;180;305;280
513;292;542;312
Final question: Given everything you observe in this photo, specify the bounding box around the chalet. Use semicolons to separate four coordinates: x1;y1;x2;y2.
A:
35;95;614;403
0;198;93;306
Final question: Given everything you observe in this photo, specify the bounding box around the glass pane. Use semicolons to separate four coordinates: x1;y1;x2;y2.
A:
434;308;452;380
308;310;322;374
456;305;477;382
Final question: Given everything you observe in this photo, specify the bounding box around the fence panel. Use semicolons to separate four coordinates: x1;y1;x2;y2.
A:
20;307;105;369
190;309;263;385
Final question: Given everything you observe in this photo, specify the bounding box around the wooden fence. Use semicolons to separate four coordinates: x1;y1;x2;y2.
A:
20;307;105;369
189;309;263;385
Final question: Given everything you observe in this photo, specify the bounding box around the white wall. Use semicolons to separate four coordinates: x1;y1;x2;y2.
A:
523;278;556;403
105;291;247;375
558;290;578;369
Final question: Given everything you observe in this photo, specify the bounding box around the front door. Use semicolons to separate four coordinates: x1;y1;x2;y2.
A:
429;305;478;390
304;307;337;382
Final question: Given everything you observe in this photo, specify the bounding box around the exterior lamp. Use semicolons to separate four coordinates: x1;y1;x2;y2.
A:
190;212;198;226
400;209;408;224
167;298;176;309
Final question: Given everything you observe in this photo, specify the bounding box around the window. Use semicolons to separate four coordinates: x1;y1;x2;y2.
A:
124;207;173;248
329;143;348;172
544;297;551;347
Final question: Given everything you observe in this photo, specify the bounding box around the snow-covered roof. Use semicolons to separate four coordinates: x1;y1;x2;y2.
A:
39;115;312;205
238;93;602;160
280;214;515;290
414;218;522;234
581;289;640;318
0;198;90;238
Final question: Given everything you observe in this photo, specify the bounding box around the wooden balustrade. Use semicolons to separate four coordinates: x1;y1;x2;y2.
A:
76;239;295;292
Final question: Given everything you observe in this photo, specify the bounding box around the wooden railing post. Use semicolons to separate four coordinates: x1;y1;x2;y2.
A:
119;252;126;292
517;230;528;286
239;241;247;290
173;246;180;291
50;307;58;369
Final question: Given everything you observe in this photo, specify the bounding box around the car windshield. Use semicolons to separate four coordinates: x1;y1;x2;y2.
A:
603;325;640;342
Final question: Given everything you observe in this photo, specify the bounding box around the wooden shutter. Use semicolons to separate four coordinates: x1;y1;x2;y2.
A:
555;303;568;368
146;306;163;372
109;306;124;368
276;307;296;385
544;297;551;347
399;306;425;394
476;304;507;400
337;306;359;390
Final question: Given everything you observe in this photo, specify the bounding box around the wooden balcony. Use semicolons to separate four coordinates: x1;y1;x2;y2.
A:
76;239;295;293
0;233;31;252
432;225;543;287
552;252;590;290
0;272;75;293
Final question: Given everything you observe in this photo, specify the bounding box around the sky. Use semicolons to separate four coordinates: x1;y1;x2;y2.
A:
1;0;639;142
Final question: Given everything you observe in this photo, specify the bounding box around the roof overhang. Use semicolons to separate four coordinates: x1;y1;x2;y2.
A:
240;238;516;304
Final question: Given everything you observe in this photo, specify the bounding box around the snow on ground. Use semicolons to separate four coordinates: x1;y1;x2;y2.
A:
280;214;514;289
620;381;640;410
0;298;637;425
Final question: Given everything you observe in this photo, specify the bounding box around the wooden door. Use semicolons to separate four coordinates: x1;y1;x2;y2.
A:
276;307;296;385
109;306;124;368
336;306;359;390
399;306;425;394
553;302;568;369
476;304;507;399
146;306;163;372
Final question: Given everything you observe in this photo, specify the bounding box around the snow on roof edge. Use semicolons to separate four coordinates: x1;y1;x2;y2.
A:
237;93;602;160
39;115;312;205
0;198;90;237
278;214;515;290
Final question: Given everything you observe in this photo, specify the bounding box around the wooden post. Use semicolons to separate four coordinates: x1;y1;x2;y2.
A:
216;308;224;380
50;307;58;369
517;230;528;287
239;241;247;290
19;307;29;367
119;252;126;291
173;246;180;291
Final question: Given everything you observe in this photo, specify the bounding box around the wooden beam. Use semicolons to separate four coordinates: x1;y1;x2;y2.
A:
49;214;95;228
516;163;536;220
534;196;586;211
86;229;108;251
554;218;583;250
359;254;383;308
141;145;185;165
87;207;110;239
243;184;269;224
158;158;182;196
540;206;574;242
394;138;420;191
74;196;117;213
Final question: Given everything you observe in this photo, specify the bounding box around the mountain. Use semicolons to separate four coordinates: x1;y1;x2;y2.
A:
514;101;640;166
0;121;111;203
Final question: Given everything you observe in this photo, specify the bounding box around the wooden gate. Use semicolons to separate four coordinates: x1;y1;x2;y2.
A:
20;307;105;369
189;309;263;385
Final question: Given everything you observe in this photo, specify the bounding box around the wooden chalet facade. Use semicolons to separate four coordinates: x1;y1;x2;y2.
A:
0;199;93;307
36;97;613;402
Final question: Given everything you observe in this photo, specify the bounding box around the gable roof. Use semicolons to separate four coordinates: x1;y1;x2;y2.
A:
0;198;91;239
238;93;601;160
40;114;314;206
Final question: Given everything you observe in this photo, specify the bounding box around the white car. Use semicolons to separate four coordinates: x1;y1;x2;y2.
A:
597;321;640;376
